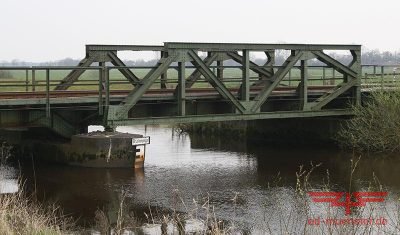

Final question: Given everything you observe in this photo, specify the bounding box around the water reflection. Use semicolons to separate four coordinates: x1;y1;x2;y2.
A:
5;125;400;232
0;166;18;194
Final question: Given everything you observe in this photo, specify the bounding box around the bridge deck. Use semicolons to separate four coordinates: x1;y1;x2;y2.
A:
0;86;335;106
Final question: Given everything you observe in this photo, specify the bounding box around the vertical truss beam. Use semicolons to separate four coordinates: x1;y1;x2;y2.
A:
299;60;308;110
251;51;303;112
350;50;361;106
217;60;224;80
177;62;186;116
241;50;250;101
160;51;168;89
188;50;246;114
99;62;106;116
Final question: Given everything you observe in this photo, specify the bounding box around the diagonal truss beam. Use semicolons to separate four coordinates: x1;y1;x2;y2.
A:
309;79;358;110
188;50;246;114
108;52;141;85
251;51;303;112
186;53;218;88
312;51;357;78
54;56;96;90
227;52;273;78
113;55;177;119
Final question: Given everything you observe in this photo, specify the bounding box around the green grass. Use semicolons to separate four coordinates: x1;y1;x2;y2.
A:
0;66;398;92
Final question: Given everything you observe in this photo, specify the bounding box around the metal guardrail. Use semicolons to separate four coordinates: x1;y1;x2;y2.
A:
0;64;393;120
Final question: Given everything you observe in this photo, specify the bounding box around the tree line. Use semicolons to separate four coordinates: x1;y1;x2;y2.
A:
0;49;399;67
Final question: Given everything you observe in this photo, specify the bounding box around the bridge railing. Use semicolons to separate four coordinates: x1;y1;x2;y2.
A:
1;65;395;92
0;66;105;118
0;62;362;124
361;65;400;89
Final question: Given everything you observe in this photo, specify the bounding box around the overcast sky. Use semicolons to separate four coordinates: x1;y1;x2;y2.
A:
1;0;399;62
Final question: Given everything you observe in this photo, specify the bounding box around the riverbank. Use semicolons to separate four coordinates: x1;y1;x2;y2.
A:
0;186;73;234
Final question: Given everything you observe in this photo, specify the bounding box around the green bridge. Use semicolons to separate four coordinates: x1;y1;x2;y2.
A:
0;42;397;138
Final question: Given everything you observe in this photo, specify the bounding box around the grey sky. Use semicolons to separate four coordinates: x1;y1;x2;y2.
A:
1;0;399;62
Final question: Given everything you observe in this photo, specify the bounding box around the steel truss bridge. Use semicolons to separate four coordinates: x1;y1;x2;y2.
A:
0;42;381;138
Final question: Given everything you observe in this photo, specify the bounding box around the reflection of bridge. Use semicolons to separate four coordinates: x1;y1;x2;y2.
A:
0;42;383;138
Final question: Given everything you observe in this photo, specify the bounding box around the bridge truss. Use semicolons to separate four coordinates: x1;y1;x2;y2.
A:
0;42;361;133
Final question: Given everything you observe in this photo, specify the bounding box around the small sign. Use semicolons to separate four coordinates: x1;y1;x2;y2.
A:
132;136;150;145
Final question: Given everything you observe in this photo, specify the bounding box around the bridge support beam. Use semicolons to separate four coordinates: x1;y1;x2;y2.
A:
299;60;309;110
177;62;186;116
0;42;360;127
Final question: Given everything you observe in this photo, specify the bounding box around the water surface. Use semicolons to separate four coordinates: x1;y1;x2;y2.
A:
4;125;400;233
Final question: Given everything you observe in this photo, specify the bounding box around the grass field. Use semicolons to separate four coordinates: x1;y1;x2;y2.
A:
0;65;398;92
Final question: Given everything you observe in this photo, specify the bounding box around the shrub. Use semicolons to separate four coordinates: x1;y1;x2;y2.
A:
337;89;400;152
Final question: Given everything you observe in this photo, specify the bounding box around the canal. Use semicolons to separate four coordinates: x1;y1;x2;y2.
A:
1;125;400;233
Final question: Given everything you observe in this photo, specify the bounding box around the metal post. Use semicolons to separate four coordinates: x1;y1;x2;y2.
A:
25;70;29;92
241;50;250;101
160;51;167;89
217;60;223;80
32;69;36;92
103;67;110;126
177;62;186;116
300;60;308;110
373;65;376;76
322;67;326;85
46;69;50;118
288;69;292;86
99;65;104;115
332;69;335;85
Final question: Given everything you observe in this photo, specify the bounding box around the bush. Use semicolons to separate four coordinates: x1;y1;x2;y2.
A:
337;89;400;152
